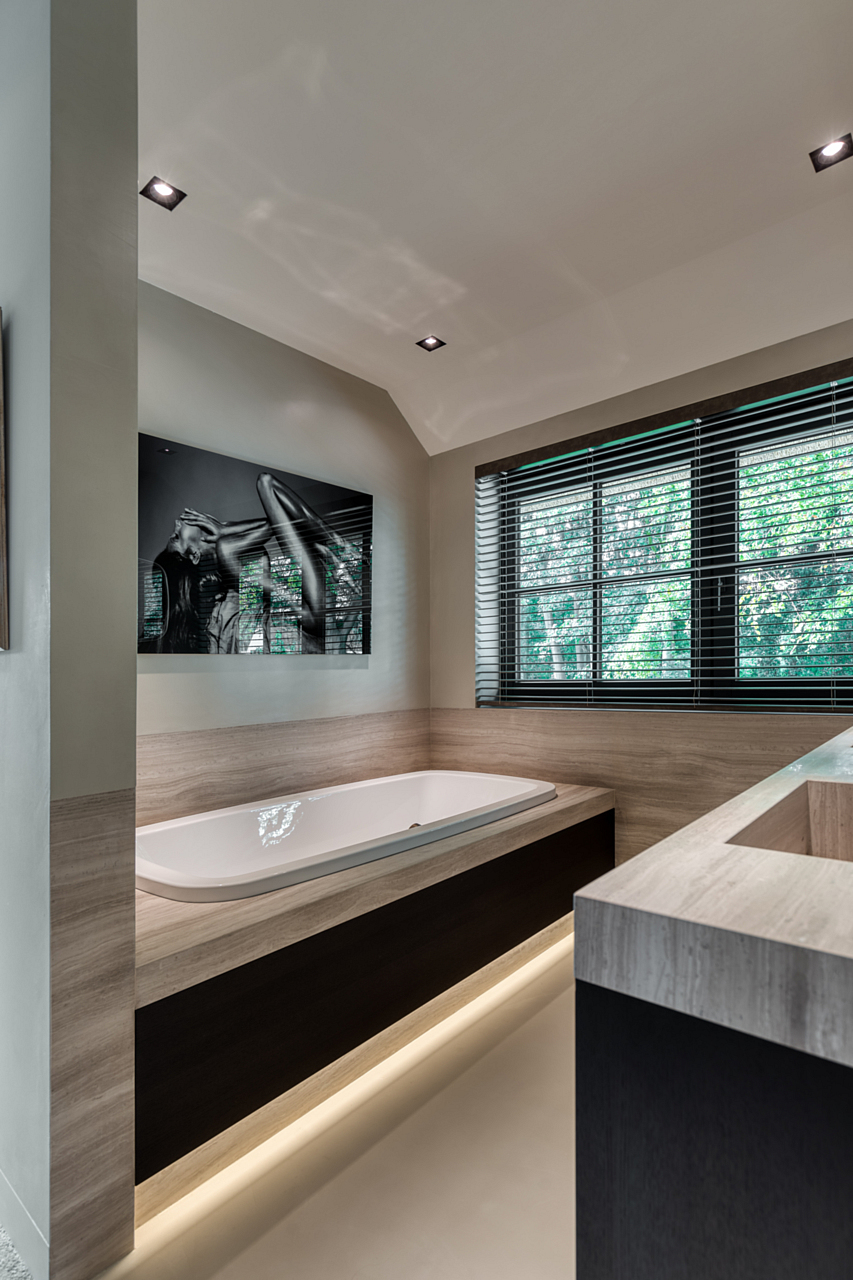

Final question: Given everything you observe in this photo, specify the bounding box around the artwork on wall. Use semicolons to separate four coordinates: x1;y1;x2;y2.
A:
138;434;372;655
0;308;8;651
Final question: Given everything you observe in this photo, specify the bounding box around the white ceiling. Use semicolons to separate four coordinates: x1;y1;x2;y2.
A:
139;0;853;454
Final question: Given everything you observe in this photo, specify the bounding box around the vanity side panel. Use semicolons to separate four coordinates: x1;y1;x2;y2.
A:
576;981;853;1280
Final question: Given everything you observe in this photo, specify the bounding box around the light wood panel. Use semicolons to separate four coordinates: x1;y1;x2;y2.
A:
134;912;575;1226
136;709;430;828
729;779;853;861
730;782;811;856
808;780;853;862
50;788;136;1280
135;784;612;1005
430;706;853;863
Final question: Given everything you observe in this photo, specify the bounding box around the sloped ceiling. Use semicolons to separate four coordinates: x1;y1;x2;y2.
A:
139;0;853;454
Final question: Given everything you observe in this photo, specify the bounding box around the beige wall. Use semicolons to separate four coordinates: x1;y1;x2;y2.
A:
429;319;853;860
137;283;430;735
50;1;139;803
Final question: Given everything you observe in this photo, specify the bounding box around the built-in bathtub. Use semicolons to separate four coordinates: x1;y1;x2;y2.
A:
136;770;557;901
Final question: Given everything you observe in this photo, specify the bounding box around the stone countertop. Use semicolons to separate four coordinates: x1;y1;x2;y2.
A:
136;782;614;1008
575;724;853;1068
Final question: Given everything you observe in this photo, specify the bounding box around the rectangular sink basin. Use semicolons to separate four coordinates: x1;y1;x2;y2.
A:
730;780;853;861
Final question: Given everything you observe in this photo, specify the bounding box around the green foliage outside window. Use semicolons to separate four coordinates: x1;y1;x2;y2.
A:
738;432;853;677
515;435;853;683
517;467;692;680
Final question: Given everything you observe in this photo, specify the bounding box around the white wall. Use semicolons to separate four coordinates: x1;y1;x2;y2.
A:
0;4;138;1276
0;4;52;1270
136;283;430;736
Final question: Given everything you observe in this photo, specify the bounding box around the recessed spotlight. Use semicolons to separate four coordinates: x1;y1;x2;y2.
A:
416;334;446;351
140;176;187;210
157;447;177;454
809;134;853;172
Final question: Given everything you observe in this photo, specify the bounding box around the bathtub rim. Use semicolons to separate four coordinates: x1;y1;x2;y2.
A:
135;769;558;902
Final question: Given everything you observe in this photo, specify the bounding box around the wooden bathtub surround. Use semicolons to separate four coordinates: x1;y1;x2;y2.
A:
135;782;612;1006
136;709;431;828
574;724;853;1069
50;789;136;1280
133;786;613;1221
135;912;576;1227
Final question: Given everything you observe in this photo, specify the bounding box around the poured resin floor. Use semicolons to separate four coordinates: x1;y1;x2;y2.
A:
214;962;575;1280
2;937;575;1280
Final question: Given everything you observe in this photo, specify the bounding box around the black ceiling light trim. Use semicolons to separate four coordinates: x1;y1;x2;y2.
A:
140;176;187;210
809;134;853;173
416;334;446;351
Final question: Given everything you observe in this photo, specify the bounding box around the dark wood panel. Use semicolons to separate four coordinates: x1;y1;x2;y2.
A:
136;812;613;1182
576;981;853;1280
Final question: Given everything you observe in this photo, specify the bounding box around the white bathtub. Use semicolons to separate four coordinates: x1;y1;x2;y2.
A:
136;770;557;902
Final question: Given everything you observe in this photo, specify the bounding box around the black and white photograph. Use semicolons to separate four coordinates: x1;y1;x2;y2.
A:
138;434;372;655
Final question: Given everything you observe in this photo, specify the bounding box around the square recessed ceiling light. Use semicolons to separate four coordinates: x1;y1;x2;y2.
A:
809;134;853;172
139;176;187;210
416;335;446;351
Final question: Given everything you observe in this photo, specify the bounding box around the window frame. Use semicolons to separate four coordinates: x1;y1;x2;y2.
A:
479;365;853;713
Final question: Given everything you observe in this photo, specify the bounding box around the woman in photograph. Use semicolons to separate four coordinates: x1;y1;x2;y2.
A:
150;471;357;654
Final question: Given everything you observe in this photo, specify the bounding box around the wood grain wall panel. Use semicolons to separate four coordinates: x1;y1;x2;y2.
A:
136;709;431;828
50;788;136;1280
430;707;853;863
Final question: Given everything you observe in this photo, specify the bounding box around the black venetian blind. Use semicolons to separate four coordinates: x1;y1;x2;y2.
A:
475;376;853;710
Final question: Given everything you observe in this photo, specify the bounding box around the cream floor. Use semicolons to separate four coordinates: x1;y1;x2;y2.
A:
3;936;576;1280
214;957;575;1280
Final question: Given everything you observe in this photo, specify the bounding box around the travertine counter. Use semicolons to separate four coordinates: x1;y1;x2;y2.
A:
137;781;613;1007
575;724;853;1067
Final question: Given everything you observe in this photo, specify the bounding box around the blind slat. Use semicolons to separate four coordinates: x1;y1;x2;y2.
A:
476;377;853;710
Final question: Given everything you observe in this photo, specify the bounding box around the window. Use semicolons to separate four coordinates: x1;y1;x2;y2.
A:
476;375;853;709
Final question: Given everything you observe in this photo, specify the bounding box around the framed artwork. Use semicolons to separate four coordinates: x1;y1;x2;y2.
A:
0;308;7;651
138;434;372;655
